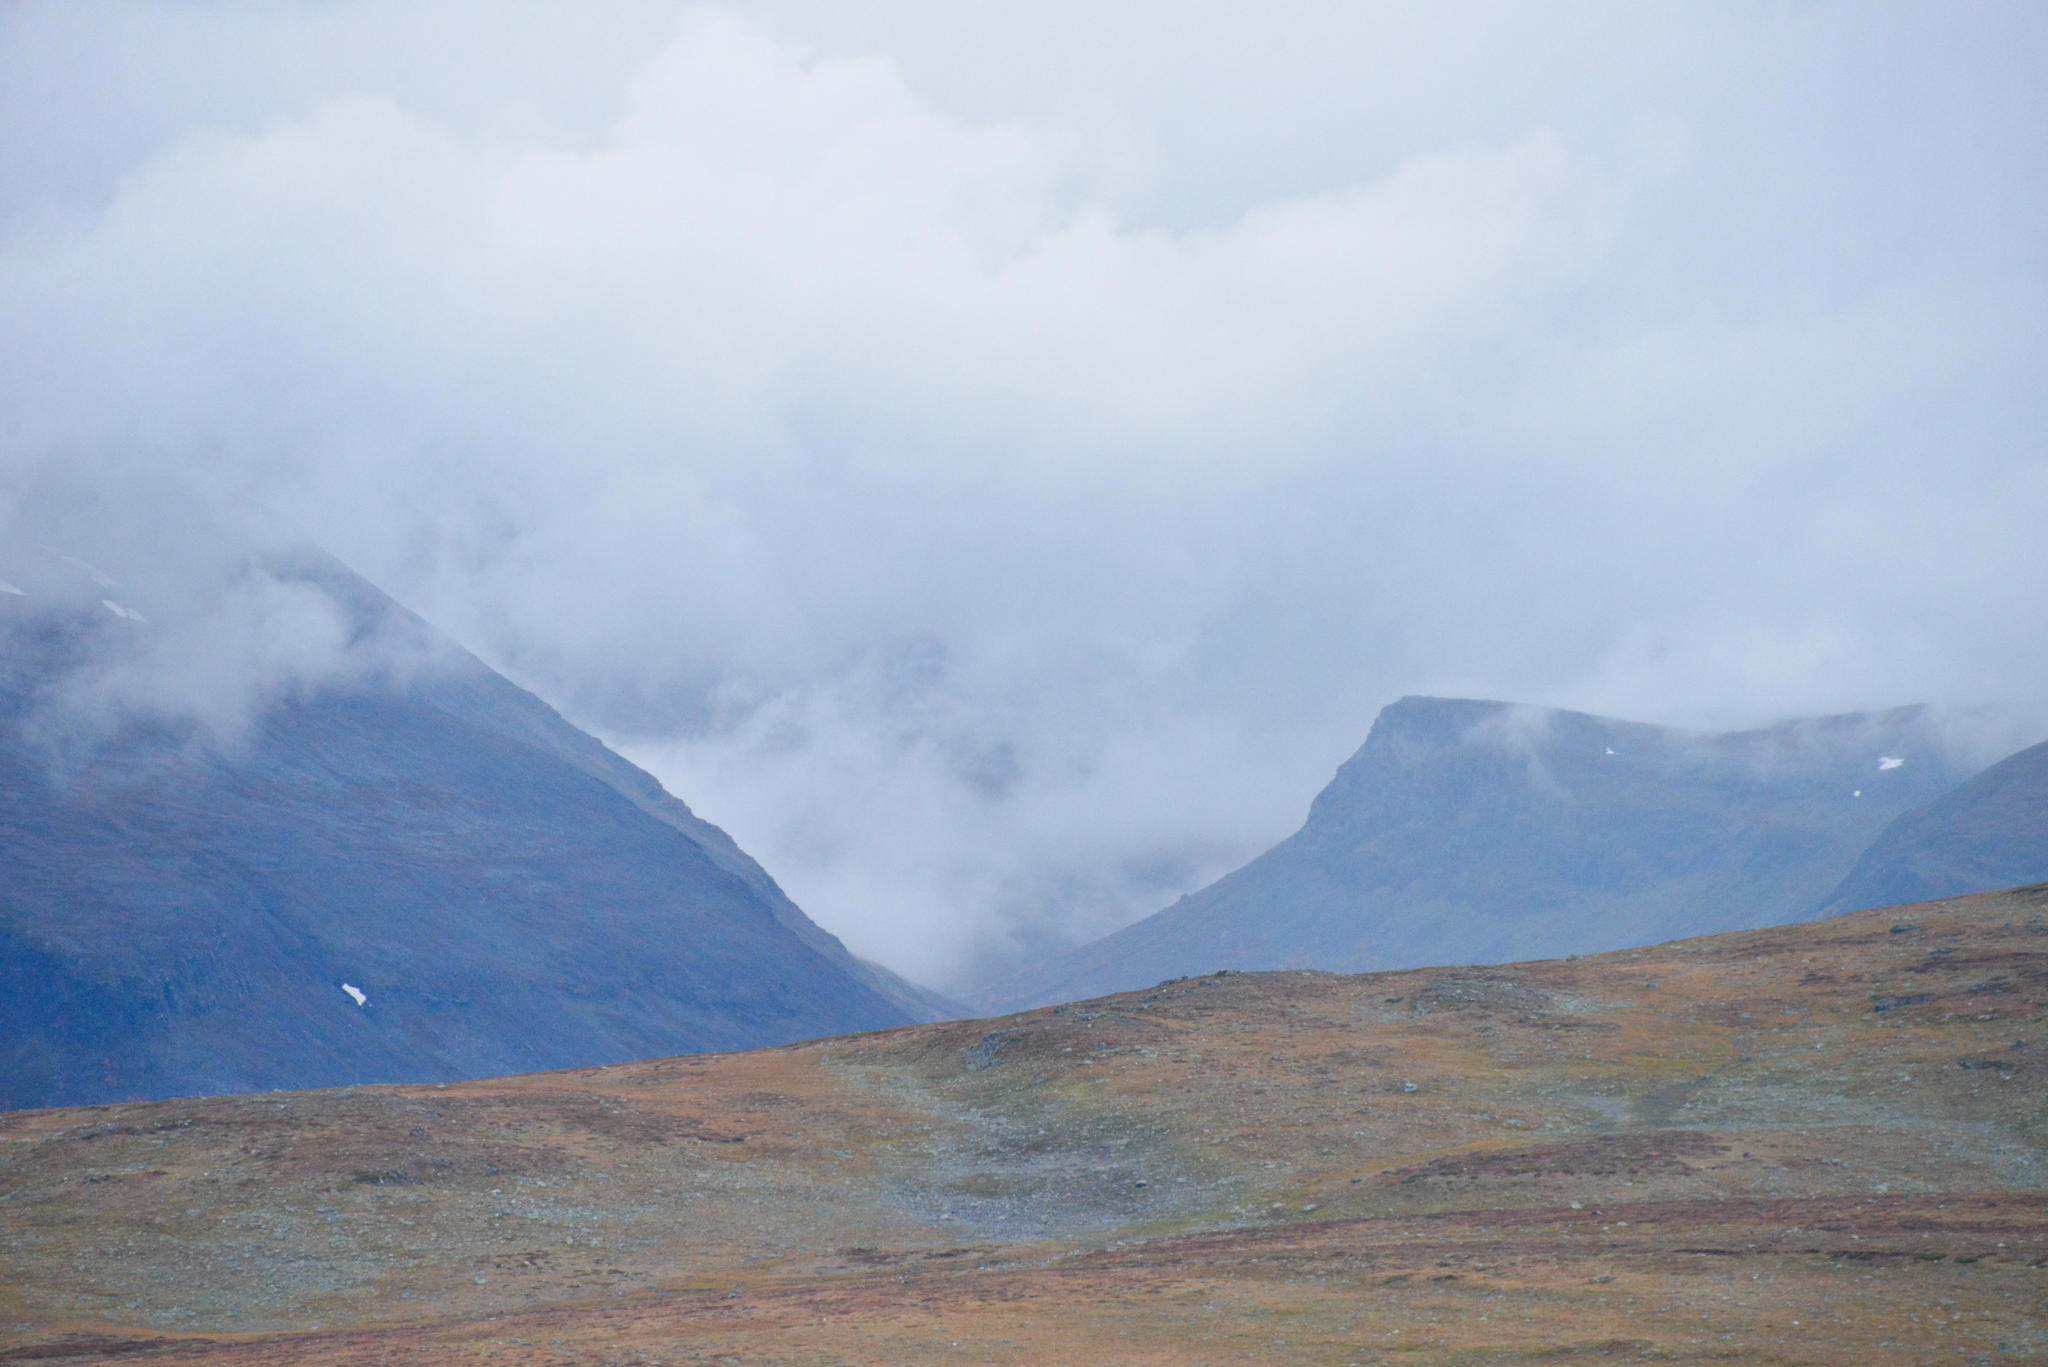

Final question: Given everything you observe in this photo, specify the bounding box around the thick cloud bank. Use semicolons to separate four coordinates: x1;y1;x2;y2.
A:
2;3;2044;987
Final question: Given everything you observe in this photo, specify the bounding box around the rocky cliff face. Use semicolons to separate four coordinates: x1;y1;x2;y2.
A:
0;545;933;1110
984;695;1970;1009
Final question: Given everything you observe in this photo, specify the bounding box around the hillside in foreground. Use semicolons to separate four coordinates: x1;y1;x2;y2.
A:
2;884;2044;1364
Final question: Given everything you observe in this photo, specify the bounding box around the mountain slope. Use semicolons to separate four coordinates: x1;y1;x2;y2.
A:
1821;736;2048;914
0;542;937;1110
982;695;1969;1010
401;605;960;1025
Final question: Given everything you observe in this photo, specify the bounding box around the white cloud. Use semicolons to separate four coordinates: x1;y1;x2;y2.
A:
1;3;2043;986
0;474;452;753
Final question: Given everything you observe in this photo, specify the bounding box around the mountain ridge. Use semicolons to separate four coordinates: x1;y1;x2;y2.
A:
0;539;951;1110
976;693;1977;1011
1820;735;2048;914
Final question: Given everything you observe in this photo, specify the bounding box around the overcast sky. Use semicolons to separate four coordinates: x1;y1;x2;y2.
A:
3;2;2044;989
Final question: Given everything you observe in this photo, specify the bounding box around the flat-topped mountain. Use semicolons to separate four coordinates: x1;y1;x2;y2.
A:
982;695;1973;1010
0;540;948;1111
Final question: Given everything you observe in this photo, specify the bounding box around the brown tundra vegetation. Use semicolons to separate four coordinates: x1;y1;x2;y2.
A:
3;884;2044;1365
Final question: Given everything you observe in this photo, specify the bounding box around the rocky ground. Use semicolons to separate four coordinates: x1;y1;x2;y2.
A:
3;884;2045;1364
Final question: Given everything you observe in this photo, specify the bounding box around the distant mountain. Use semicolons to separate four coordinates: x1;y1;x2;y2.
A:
1819;737;2048;914
0;542;952;1111
981;695;1971;1010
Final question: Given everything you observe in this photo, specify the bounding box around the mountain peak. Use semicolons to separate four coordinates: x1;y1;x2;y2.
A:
1;539;945;1110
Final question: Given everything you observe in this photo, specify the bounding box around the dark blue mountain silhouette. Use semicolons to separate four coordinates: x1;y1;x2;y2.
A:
0;544;948;1110
1820;737;2048;914
983;695;1976;1010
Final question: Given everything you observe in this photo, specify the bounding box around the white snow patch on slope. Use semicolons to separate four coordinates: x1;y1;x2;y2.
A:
0;581;22;596
341;982;367;1008
100;599;147;622
1878;755;1905;770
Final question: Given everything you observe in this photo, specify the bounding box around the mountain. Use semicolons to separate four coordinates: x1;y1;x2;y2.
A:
4;882;2042;1362
1820;736;2048;914
0;539;951;1111
980;695;1972;1010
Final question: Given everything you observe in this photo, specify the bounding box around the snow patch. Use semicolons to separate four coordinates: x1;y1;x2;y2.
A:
341;982;367;1008
100;599;148;623
1852;789;1862;798
1604;747;1617;756
0;581;22;596
1877;755;1904;770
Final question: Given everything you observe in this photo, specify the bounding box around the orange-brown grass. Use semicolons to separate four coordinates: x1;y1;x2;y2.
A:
4;885;2044;1364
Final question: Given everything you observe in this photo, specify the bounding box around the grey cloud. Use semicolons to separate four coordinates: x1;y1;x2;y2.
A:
0;471;451;755
1;3;2043;986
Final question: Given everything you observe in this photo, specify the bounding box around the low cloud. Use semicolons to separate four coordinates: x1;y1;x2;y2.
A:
2;4;2043;985
0;472;448;755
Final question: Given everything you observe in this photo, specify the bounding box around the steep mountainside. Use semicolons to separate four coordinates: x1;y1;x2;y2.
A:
2;884;2041;1364
0;543;946;1111
1822;737;2048;914
982;695;1970;1010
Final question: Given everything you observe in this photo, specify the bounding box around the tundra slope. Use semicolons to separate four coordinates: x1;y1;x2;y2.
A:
0;540;948;1111
981;695;1979;1012
2;883;2043;1365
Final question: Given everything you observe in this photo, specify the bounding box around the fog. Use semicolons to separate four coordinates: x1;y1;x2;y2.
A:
2;2;2043;988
